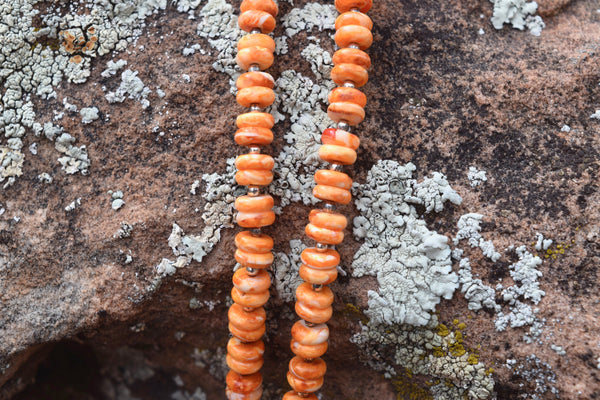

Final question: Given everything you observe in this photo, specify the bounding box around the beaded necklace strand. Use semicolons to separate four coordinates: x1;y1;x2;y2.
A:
225;0;373;398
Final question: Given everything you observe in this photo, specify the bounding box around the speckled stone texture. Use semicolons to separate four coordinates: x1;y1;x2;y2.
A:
1;0;599;399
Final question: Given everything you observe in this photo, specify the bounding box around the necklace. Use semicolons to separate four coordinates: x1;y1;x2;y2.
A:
225;0;373;398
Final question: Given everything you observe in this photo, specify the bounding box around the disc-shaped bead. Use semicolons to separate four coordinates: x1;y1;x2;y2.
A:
237;112;275;129
328;86;367;107
314;170;353;190
229;303;266;331
229;321;266;342
327;102;365;126
332;48;371;69
238;10;276;33
309;209;347;231
226;387;262;400
287;371;324;393
236;154;274;171
235;195;275;228
235;248;273;268
232;287;270;308
335;0;372;13
226;370;262;394
305;223;344;245
301;248;340;270
334;25;373;50
331;63;368;87
291;320;329;345
240;0;278;17
236;71;275;90
227;338;264;375
235;169;273;186
236;46;274;71
290;339;328;359
299;264;338;285
289;356;327;380
237;86;275;108
235;231;274;253
319;144;357;165
335;11;373;30
282;392;318;400
296;283;334;309
321;128;360;150
232;267;271;293
313;184;352;205
238;33;276;52
235;127;273;147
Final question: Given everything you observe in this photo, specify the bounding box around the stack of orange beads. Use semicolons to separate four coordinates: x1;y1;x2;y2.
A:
283;0;373;398
226;0;279;399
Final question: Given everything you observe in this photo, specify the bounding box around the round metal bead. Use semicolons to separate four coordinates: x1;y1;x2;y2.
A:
250;104;262;112
343;81;355;88
248;186;260;196
323;203;336;212
330;163;343;171
349;43;360;49
337;121;350;131
246;267;258;276
250;147;261;153
249;64;261;72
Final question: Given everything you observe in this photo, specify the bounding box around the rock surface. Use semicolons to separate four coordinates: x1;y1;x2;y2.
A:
1;0;599;399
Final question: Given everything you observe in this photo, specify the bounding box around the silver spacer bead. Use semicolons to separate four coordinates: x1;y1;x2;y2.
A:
249;146;261;153
316;242;328;251
251;28;262;34
349;43;360;49
248;186;260;196
250;228;261;236
337;121;350;131
246;267;258;275
305;321;316;327
330;163;343;172
312;284;324;291
324;203;336;212
351;7;360;12
343;81;356;88
249;64;260;72
297;393;310;398
250;104;261;112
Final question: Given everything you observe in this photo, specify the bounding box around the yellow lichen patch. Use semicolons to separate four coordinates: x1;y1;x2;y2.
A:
467;353;480;365
344;303;369;324
449;342;466;357
452;319;459;325
457;322;466;330
432;346;445;357
437;324;450;337
485;368;495;375
392;375;433;400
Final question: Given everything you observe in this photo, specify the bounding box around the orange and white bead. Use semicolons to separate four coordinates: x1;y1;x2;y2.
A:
227;0;279;399
285;0;373;398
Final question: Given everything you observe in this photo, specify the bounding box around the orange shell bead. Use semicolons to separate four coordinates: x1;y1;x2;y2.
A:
237;112;275;129
314;169;353;190
301;248;340;270
235;195;275;228
332;48;371;69
334;25;373;50
287;371;324;393
235;231;273;253
229;321;266;343
331;63;368;87
236;154;275;171
240;0;278;17
283;392;318;400
313;184;351;205
229;303;266;330
305;223;344;245
235;249;273;268
328;86;367;107
236;211;275;228
226;387;262;400
289;356;327;380
227;353;263;375
232;286;270;308
232;267;271;293
292;320;329;345
335;11;373;30
235;127;273;147
227;337;264;375
226;370;262;394
235;169;273;186
238;10;276;34
236;46;274;71
321;128;360;150
327;102;365;126
335;0;373;13
296;282;334;309
319;144;357;165
290;339;328;359
299;264;338;285
236;72;275;90
237;86;275;108
237;33;276;52
309;210;348;231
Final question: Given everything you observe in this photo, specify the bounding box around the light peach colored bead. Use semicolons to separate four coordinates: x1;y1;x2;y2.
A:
232;267;271;293
287;371;324;393
335;0;372;13
313;184;352;205
236;71;275;90
321;128;360;150
301;248;340;269
335;11;373;30
232;287;270;308
331;63;368;87
237;86;275;108
328;86;367;107
299;264;338;285
236;46;274;71
237;33;276;52
334;25;373;50
319;144;357;165
236;112;275;129
283;392;318;400
240;0;278;17
235;127;273;147
327;102;365;126
235;248;273;268
314;169;353;190
238;10;276;33
332;48;371;69
235;231;274;254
